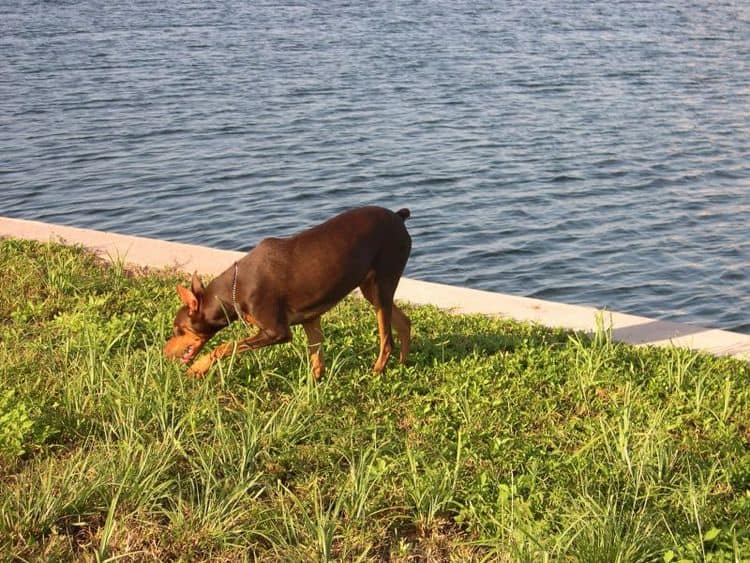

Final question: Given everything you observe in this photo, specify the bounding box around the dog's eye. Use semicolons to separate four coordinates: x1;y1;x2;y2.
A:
172;326;183;337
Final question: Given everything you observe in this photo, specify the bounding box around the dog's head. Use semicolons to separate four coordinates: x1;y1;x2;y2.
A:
164;272;218;365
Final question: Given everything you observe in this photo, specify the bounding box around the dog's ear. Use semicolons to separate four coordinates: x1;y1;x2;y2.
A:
176;283;200;316
191;271;206;298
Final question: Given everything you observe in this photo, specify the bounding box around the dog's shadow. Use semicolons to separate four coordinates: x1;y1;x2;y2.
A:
402;306;570;369
410;330;517;366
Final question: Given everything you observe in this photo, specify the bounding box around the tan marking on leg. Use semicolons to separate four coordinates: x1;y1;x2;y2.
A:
392;304;411;364
187;354;214;378
302;317;325;380
373;306;393;373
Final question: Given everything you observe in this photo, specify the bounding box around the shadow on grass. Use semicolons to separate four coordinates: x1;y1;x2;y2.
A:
412;331;518;365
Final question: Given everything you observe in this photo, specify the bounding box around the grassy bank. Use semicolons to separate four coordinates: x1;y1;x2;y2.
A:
1;238;749;562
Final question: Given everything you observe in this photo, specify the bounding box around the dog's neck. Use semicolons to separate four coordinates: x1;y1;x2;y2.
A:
201;270;240;330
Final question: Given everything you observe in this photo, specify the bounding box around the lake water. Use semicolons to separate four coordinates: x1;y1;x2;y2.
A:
2;1;749;333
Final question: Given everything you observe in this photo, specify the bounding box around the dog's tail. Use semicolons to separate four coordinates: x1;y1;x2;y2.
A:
396;208;411;221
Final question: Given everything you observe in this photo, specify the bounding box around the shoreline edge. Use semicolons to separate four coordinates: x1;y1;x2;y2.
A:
2;215;748;361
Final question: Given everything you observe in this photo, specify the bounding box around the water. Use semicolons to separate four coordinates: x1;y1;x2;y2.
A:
2;1;749;333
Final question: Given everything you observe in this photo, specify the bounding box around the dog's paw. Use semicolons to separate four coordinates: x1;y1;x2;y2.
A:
187;354;213;378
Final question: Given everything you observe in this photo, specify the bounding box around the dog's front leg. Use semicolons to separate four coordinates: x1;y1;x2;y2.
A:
187;326;291;377
186;339;247;377
302;317;325;379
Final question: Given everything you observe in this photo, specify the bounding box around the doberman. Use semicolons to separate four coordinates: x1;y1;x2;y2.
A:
164;206;412;378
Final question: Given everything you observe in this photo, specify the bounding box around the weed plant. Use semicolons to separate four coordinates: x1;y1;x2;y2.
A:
1;238;749;561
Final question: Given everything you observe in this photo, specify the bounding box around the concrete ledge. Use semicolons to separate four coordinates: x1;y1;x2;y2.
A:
0;216;242;276
3;215;749;361
395;278;750;359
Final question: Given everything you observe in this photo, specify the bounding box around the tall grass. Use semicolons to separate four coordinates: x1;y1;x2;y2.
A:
2;238;750;561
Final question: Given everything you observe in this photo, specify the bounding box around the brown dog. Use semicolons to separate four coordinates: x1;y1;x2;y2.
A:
164;206;412;378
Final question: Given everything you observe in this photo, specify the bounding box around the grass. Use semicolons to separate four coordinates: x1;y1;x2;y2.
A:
1;237;750;561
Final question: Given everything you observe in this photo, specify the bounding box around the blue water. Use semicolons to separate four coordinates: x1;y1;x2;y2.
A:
2;1;749;333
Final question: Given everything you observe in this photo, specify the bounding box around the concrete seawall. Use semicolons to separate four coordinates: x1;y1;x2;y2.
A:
2;215;749;361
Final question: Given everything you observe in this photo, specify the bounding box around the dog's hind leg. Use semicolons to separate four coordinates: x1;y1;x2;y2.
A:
391;305;411;364
360;271;408;372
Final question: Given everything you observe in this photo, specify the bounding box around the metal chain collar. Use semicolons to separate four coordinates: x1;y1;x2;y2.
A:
231;262;250;328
